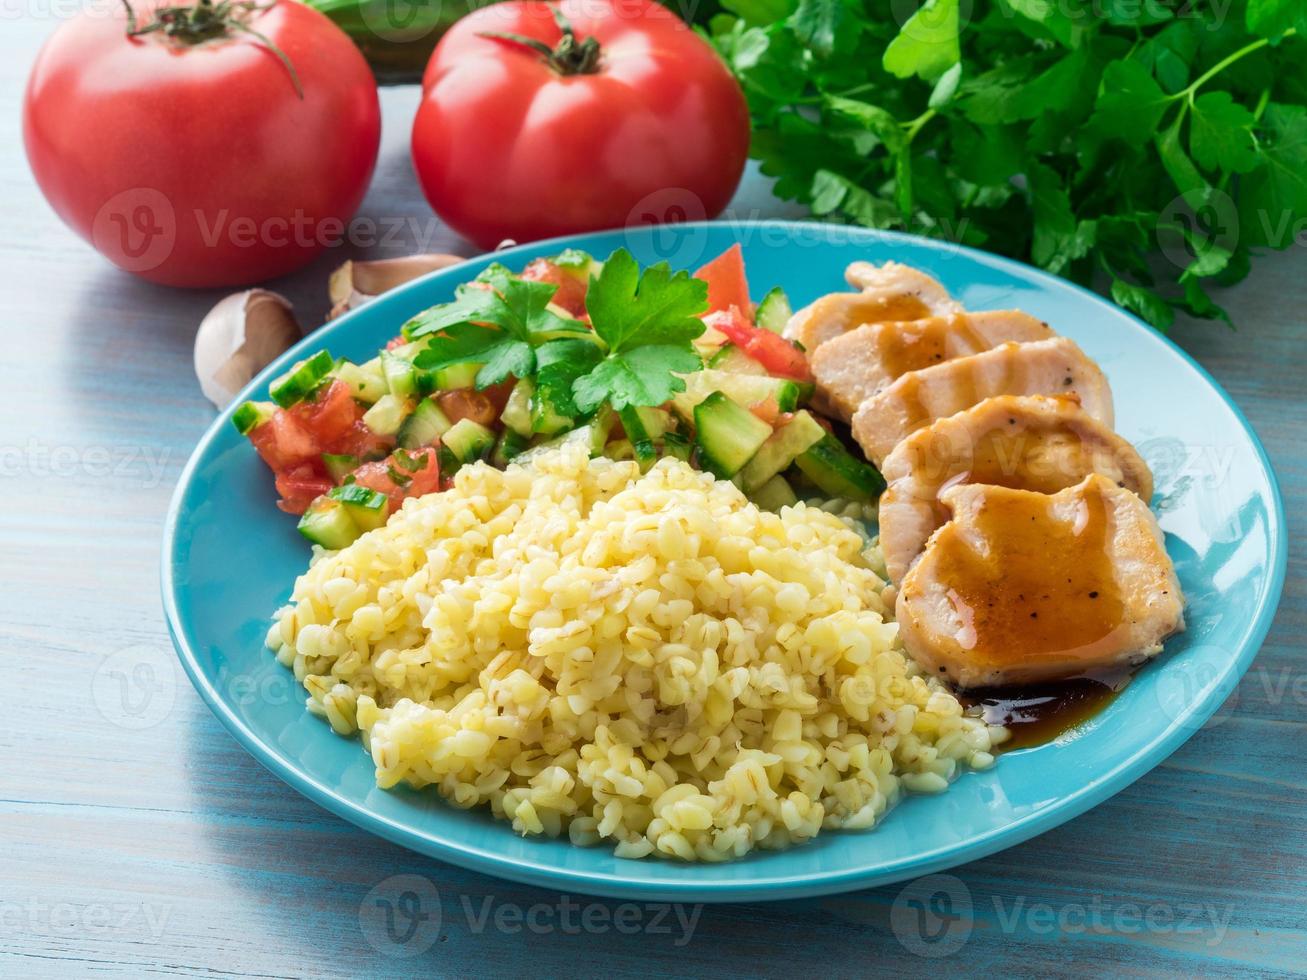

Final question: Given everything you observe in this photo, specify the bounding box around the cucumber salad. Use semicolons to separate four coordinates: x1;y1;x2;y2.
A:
233;245;885;549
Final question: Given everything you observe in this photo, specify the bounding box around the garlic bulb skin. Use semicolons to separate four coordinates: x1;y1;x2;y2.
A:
194;290;301;409
327;253;465;320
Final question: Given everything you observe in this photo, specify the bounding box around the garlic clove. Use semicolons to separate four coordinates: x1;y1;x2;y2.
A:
194;290;301;409
327;253;465;320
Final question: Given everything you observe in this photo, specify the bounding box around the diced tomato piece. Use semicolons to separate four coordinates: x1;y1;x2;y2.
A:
385;335;407;351
353;447;441;510
749;397;783;427
703;307;814;382
273;464;333;515
694;244;751;316
249;411;319;470
437;388;498;427
522;258;588;317
482;378;516;416
339;420;394;461
291;380;361;451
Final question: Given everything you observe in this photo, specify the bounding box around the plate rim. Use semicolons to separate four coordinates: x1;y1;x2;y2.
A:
161;220;1288;903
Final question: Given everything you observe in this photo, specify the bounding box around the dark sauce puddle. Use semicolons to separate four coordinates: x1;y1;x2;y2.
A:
956;668;1134;751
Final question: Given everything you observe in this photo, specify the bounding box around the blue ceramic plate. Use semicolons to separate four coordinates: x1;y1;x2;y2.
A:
163;222;1285;902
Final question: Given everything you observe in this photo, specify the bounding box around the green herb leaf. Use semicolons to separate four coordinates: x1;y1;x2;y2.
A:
789;0;856;59
883;0;960;82
1190;91;1259;173
534;338;603;417
1111;278;1175;330
1086;60;1172;148
1246;0;1301;39
572;345;704;413
584;249;708;353
570;249;709;411
1240;103;1307;248
408;268;589;387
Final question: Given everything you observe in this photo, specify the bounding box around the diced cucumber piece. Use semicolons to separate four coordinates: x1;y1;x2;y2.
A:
296;497;360;550
618;406;670;472
362;394;412;437
661;430;692;463
434;362;482;391
334;360;387;404
751;474;798;512
380;350;420;400
531;386;572;436
442;418;496;464
492;429;531;467
756;287;792;334
501;378;535;437
397;397;452;449
516;407;614;464
794;434;887;503
693;391;774;479
232;400;275;435
553;248;600;276
387;341;424;360
672;370;801;421
795;381;816;406
270;350;334;408
708;343;768;376
737;411;826;492
322;453;359;483
328;482;390;531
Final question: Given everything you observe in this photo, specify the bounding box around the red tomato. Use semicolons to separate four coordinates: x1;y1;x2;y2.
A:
704;307;814;382
290;381;359;450
249;412;318;471
695;245;751;316
522;259;589;317
353;449;441;510
274;466;334;515
412;0;749;249
437;389;500;427
23;1;380;288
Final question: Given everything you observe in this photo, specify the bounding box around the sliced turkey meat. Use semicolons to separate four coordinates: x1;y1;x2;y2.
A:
878;394;1154;584
851;337;1114;465
810;311;1054;421
782;261;962;353
896;475;1184;688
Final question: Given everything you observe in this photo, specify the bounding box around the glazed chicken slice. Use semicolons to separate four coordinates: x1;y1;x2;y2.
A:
783;261;963;353
878;395;1154;584
851;337;1113;465
810;311;1054;421
896;475;1185;688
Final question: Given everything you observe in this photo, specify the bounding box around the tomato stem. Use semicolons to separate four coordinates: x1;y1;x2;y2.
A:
120;0;304;98
478;5;601;76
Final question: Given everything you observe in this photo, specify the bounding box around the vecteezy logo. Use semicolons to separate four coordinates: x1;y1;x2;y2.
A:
1152;645;1240;732
91;645;177;730
890;873;973;957
359;874;442;957
623;187;709;268
1157;188;1239;276
91;188;176;274
359;0;445;42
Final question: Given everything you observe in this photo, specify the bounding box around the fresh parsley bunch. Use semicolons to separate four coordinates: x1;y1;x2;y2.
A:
404;250;709;413
710;0;1307;328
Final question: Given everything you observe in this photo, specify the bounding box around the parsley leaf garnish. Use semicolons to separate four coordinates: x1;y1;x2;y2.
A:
406;268;590;388
569;249;708;412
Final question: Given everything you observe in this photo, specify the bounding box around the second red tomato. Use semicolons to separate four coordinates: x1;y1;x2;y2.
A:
411;0;750;249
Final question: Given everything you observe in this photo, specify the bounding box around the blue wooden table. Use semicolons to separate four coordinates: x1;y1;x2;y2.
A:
3;13;1304;978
